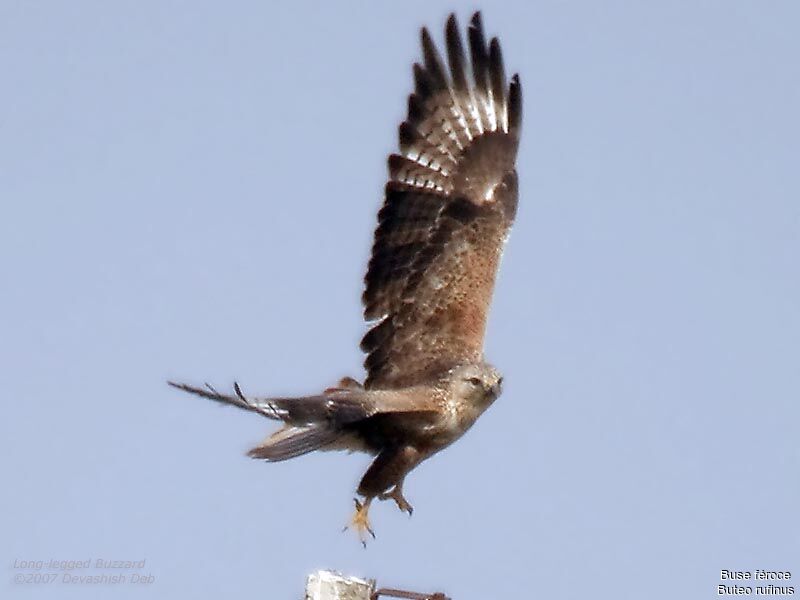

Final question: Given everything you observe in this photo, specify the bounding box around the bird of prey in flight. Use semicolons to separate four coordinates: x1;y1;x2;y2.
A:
170;12;521;544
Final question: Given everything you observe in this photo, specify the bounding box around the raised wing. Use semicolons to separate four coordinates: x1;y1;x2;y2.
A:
361;13;522;389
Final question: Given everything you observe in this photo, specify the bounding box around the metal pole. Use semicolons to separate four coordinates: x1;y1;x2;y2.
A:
305;570;375;600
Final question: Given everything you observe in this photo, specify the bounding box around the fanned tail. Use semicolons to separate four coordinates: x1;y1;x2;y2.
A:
247;425;341;461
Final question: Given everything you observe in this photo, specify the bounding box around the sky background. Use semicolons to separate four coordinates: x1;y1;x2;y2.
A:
2;1;799;599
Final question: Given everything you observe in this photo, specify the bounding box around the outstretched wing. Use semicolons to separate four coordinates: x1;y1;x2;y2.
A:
362;13;522;389
167;380;440;461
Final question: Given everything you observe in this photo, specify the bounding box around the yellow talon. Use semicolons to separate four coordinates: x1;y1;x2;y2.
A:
346;498;375;546
378;486;414;516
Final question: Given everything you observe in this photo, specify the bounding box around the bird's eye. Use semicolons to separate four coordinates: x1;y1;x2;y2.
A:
468;377;482;386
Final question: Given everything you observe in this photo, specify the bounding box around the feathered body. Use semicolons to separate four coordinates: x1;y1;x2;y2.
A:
170;12;521;541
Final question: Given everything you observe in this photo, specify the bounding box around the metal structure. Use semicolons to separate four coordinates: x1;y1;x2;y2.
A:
305;571;449;600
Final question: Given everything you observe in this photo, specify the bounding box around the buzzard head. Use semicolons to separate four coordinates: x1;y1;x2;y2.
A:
447;362;504;408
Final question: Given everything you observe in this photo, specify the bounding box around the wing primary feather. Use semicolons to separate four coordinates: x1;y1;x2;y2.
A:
168;381;282;420
444;12;479;142
413;63;434;98
421;27;448;90
489;37;507;131
445;14;468;94
508;73;523;141
468;12;491;132
407;93;424;123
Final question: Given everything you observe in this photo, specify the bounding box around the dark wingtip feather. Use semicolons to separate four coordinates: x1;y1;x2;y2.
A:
168;380;225;402
470;11;483;29
420;25;432;43
167;380;262;414
421;27;447;90
407;93;424;123
468;11;489;101
445;13;468;93
446;12;458;32
413;62;433;98
398;120;419;154
489;37;507;128
508;73;523;138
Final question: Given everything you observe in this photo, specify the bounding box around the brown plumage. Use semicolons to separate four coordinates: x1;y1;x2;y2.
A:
169;12;521;544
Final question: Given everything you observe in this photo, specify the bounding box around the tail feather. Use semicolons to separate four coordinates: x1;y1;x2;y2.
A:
247;425;340;461
167;379;386;462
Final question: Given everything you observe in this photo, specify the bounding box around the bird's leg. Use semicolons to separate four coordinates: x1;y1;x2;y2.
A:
378;481;413;516
344;497;375;547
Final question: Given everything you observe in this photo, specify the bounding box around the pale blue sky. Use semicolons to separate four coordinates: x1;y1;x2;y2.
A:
2;2;798;599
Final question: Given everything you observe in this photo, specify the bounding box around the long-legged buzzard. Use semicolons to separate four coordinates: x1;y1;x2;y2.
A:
170;12;521;544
